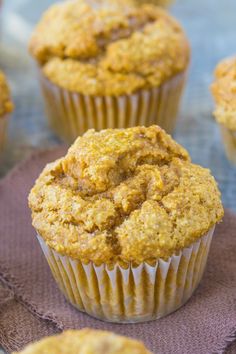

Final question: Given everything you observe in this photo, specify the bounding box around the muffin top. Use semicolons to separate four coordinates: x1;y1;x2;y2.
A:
29;126;223;264
29;0;189;96
0;71;14;117
14;329;152;354
211;56;236;130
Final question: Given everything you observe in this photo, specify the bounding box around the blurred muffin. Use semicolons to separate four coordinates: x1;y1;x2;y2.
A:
29;125;223;323
0;71;14;152
14;329;152;354
29;0;190;142
134;0;173;7
211;57;236;165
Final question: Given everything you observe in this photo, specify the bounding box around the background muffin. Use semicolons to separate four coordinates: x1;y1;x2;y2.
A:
29;125;223;323
14;329;152;354
0;71;14;152
29;0;190;142
134;0;173;7
211;57;236;165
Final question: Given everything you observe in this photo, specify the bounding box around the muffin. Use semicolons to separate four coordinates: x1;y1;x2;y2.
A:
29;0;190;142
134;0;173;7
211;57;236;165
14;329;152;354
0;71;14;152
28;125;223;323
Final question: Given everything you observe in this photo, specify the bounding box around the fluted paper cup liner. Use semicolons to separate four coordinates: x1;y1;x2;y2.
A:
39;71;186;143
37;226;214;323
0;114;9;153
220;125;236;165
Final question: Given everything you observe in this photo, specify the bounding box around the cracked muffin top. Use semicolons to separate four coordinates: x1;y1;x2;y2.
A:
0;71;14;117
14;329;152;354
29;0;189;96
211;56;236;130
29;126;223;264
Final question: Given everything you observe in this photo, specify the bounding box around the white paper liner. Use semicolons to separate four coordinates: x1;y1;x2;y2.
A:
220;124;236;165
0;114;9;153
37;227;214;323
39;71;186;143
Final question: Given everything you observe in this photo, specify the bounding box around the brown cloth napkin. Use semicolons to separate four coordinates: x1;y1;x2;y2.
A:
0;148;236;354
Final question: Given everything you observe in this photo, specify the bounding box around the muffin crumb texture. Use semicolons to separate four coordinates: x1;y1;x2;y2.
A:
0;71;14;117
29;126;223;264
29;0;189;96
14;329;152;354
211;56;236;130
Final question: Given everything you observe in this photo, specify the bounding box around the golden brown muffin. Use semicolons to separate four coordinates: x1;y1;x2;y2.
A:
29;125;223;265
29;0;189;96
134;0;172;7
0;71;14;152
14;329;152;354
211;56;236;131
211;57;236;164
0;71;14;117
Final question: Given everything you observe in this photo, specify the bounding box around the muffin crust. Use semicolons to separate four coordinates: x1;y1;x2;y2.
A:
0;71;14;117
14;329;152;354
211;57;236;130
29;0;189;96
29;126;223;264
